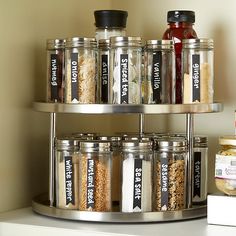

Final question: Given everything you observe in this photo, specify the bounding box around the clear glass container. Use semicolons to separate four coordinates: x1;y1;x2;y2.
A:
55;138;80;209
78;141;112;211
154;137;187;211
94;10;127;42
98;39;110;103
215;136;236;195
193;136;208;204
121;141;153;212
110;36;142;104
182;38;214;104
64;37;97;104
163;10;197;104
144;40;175;104
46;39;65;103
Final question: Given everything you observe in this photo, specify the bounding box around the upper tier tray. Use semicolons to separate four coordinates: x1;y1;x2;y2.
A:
33;102;223;114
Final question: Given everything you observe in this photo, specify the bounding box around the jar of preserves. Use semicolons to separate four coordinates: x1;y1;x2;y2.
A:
110;36;142;104
78;141;112;211
94;10;128;42
121;141;153;212
163;10;197;104
64;37;97;104
55;138;80;209
215;136;236;195
154;137;187;211
46;39;65;103
182;38;214;104
144;39;175;104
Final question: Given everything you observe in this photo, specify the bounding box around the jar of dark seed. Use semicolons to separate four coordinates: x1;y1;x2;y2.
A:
46;39;65;103
78;141;112;211
55;138;80;209
154;137;187;211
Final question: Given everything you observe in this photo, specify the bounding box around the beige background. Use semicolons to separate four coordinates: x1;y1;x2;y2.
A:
0;0;235;212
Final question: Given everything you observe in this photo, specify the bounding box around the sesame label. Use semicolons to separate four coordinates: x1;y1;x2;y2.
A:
160;157;168;211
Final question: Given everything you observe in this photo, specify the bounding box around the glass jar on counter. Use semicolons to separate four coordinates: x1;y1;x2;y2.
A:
46;39;66;103
94;10;128;42
64;37;97;104
154;137;187;211
215;136;236;195
98;39;110;103
55;138;80;209
110;36;142;104
121;141;153;212
193;136;208;204
144;40;175;104
78;141;112;211
182;38;214;104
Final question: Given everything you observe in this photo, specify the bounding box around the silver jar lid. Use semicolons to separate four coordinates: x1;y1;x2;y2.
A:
182;38;214;49
122;140;153;152
47;39;66;49
98;39;110;48
80;140;111;152
123;135;153;142
96;136;122;148
194;136;208;147
65;37;97;48
71;132;96;140
56;138;80;150
155;137;187;152
219;136;236;146
145;39;174;50
110;36;142;47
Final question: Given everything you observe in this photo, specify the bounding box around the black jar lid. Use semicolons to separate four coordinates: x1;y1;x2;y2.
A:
167;10;195;23
94;10;128;28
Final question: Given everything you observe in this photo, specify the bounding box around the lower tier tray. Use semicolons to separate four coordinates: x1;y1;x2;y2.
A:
32;194;207;223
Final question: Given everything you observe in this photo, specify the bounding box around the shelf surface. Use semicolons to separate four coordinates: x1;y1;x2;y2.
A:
33;102;223;114
32;193;207;223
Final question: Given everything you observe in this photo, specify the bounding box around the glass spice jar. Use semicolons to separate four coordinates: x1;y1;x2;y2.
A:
78;141;112;211
121;141;153;212
163;10;198;104
46;39;66;103
144;40;175;104
64;37;97;104
154;137;187;211
215;136;236;196
98;39;110;103
55;138;80;209
182;38;214;104
109;36;142;104
94;10;128;42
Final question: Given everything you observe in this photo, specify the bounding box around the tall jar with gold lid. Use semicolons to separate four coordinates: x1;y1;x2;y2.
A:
215;136;236;195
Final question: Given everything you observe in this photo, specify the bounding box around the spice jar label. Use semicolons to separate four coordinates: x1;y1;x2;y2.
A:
160;157;168;211
193;152;201;198
64;156;75;205
133;159;142;210
192;54;200;102
86;159;95;209
101;54;109;103
70;53;78;101
152;52;162;103
215;154;236;180
50;54;59;100
120;54;129;104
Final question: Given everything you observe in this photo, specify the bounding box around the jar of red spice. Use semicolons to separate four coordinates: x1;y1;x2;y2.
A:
163;10;198;104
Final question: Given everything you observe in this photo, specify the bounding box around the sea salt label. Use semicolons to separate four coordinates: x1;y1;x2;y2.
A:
133;159;142;210
64;156;74;205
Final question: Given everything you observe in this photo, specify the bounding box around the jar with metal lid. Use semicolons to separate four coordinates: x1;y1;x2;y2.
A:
182;38;214;104
46;39;66;103
94;10;128;42
192;136;208;204
110;36;142;104
144;40;175;104
215;136;236;195
154;137;187;211
121;141;153;212
97;136;122;203
78;141;112;211
65;37;97;104
55;138;80;209
98;39;110;103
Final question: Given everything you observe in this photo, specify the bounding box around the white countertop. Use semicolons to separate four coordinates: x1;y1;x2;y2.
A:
0;207;236;236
